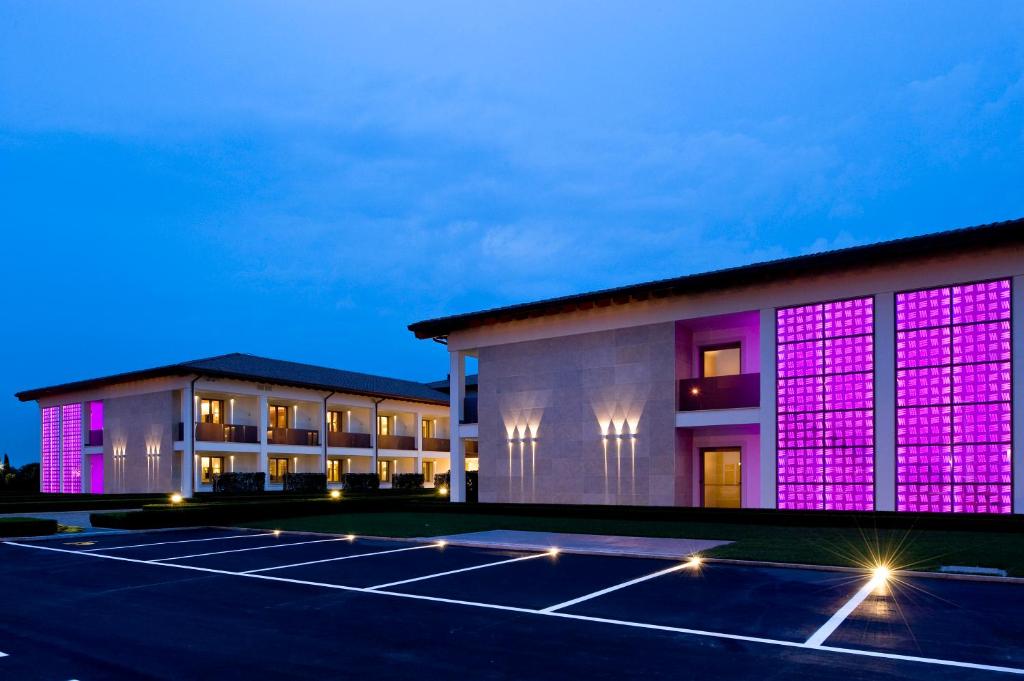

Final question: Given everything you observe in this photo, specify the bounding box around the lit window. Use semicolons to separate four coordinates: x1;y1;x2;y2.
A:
327;411;342;433
421;419;434;439
327;459;341;482
378;459;391;482
200;456;224;484
377;415;391;436
269;406;288;430
701;345;741;377
200;399;223;424
269;457;289;483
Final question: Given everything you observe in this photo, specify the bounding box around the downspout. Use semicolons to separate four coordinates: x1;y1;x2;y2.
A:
189;374;200;493
322;391;335;477
371;397;385;478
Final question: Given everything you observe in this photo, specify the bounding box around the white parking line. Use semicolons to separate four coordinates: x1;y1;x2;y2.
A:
0;650;7;658
367;552;551;590
244;543;438;573
6;541;1024;677
82;533;275;552
804;573;882;647
151;537;351;562
541;560;695;613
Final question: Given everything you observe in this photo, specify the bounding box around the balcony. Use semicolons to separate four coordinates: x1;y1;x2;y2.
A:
196;422;260;444
422;437;451;452
327;431;371;448
678;373;760;411
267;428;320;446
86;430;103;447
377;434;416;450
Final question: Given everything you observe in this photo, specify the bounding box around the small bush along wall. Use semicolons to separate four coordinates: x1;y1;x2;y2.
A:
433;471;478;501
391;473;424;490
0;516;58;537
342;473;380;492
213;472;266;494
284;473;327;493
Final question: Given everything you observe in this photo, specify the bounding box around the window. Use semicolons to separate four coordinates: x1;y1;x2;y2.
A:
421;419;434;439
269;405;289;430
327;411;342;433
200;399;224;424
378;459;391;483
327;459;341;483
777;297;874;511
422;460;435;482
200;456;224;484
702;449;741;508
701;344;741;377
269;457;289;483
377;415;391;436
896;280;1011;514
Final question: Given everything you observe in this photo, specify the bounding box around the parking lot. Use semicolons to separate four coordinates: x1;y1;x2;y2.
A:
2;527;1022;679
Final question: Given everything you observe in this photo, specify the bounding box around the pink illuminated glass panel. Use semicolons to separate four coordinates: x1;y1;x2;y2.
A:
777;297;874;510
61;403;82;493
41;407;60;493
896;279;1012;513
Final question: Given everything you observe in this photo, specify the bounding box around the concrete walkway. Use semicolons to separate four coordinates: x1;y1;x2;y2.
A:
426;529;731;560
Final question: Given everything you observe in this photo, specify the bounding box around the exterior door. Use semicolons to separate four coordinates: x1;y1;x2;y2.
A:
702;448;741;508
89;453;104;494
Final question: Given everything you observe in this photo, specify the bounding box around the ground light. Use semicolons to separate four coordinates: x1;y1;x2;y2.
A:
548;547;560;556
169;493;183;504
872;564;891;582
329;490;341;499
687;555;703;568
438;485;448;496
346;534;356;541
436;540;448;547
273;530;281;537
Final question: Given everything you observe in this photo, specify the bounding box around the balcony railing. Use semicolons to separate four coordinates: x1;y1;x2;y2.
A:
327;431;371;448
377;434;416;450
678;373;760;411
267;428;320;446
461;395;478;424
86;429;103;447
196;422;260;444
422;437;451;452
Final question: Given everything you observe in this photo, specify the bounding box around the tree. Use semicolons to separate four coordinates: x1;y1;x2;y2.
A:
2;453;9;471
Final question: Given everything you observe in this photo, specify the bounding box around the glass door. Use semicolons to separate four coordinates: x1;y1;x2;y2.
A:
702;448;741;508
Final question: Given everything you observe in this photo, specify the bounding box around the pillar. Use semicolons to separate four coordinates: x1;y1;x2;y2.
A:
1013;276;1024;514
449;350;466;503
874;293;896;511
758;307;776;508
258;394;269;490
181;383;194;498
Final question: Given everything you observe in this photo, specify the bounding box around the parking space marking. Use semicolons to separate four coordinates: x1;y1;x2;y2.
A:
540;559;697;613
82;533;274;552
366;552;552;591
804;572;883;647
151;537;351;562
243;543;439;574
6;541;1024;677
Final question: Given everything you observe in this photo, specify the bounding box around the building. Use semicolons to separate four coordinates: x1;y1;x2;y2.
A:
16;353;452;496
410;218;1024;514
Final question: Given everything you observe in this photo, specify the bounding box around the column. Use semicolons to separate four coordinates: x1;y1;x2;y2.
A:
319;399;327;476
1014;276;1024;514
758;307;776;508
449;350;466;503
874;293;896;511
181;384;194;498
258;394;269;491
414;411;423;482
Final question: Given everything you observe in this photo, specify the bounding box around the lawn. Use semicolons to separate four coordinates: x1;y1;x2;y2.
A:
243;511;1024;576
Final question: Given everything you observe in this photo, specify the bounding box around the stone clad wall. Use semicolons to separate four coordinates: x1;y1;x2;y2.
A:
477;322;677;505
103;390;177;493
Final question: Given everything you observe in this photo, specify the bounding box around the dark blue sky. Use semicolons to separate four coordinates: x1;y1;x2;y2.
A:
2;2;1023;465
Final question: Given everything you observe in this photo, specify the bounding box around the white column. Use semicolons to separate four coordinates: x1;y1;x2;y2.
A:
449;350;466;503
758;307;776;508
181;384;194;498
874;293;896;511
415;411;423;450
1013;276;1024;514
258;394;269;491
319;400;327;476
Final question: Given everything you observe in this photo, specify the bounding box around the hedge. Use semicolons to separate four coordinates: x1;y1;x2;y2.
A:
213;472;266;494
284;473;327;494
0;516;59;537
391;473;423;490
342;473;379;492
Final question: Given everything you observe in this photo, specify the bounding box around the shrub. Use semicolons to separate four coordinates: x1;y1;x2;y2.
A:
392;473;424;490
433;471;478;502
341;473;379;492
213;472;266;494
0;516;58;537
284;473;327;493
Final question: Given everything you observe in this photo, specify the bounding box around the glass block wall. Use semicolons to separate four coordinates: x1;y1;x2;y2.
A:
61;403;82;493
41;406;61;493
777;297;875;510
896;279;1012;513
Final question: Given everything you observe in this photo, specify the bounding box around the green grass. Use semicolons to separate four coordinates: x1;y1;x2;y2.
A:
242;511;1024;576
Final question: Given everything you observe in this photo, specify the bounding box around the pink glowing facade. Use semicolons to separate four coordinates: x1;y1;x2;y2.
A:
41;406;61;493
896;279;1012;513
61;403;82;493
777;297;875;510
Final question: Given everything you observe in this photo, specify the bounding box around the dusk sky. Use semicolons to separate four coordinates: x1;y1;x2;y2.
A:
2;2;1023;465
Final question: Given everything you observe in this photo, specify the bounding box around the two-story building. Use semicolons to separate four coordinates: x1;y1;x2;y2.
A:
410;218;1024;514
16;353;452;496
